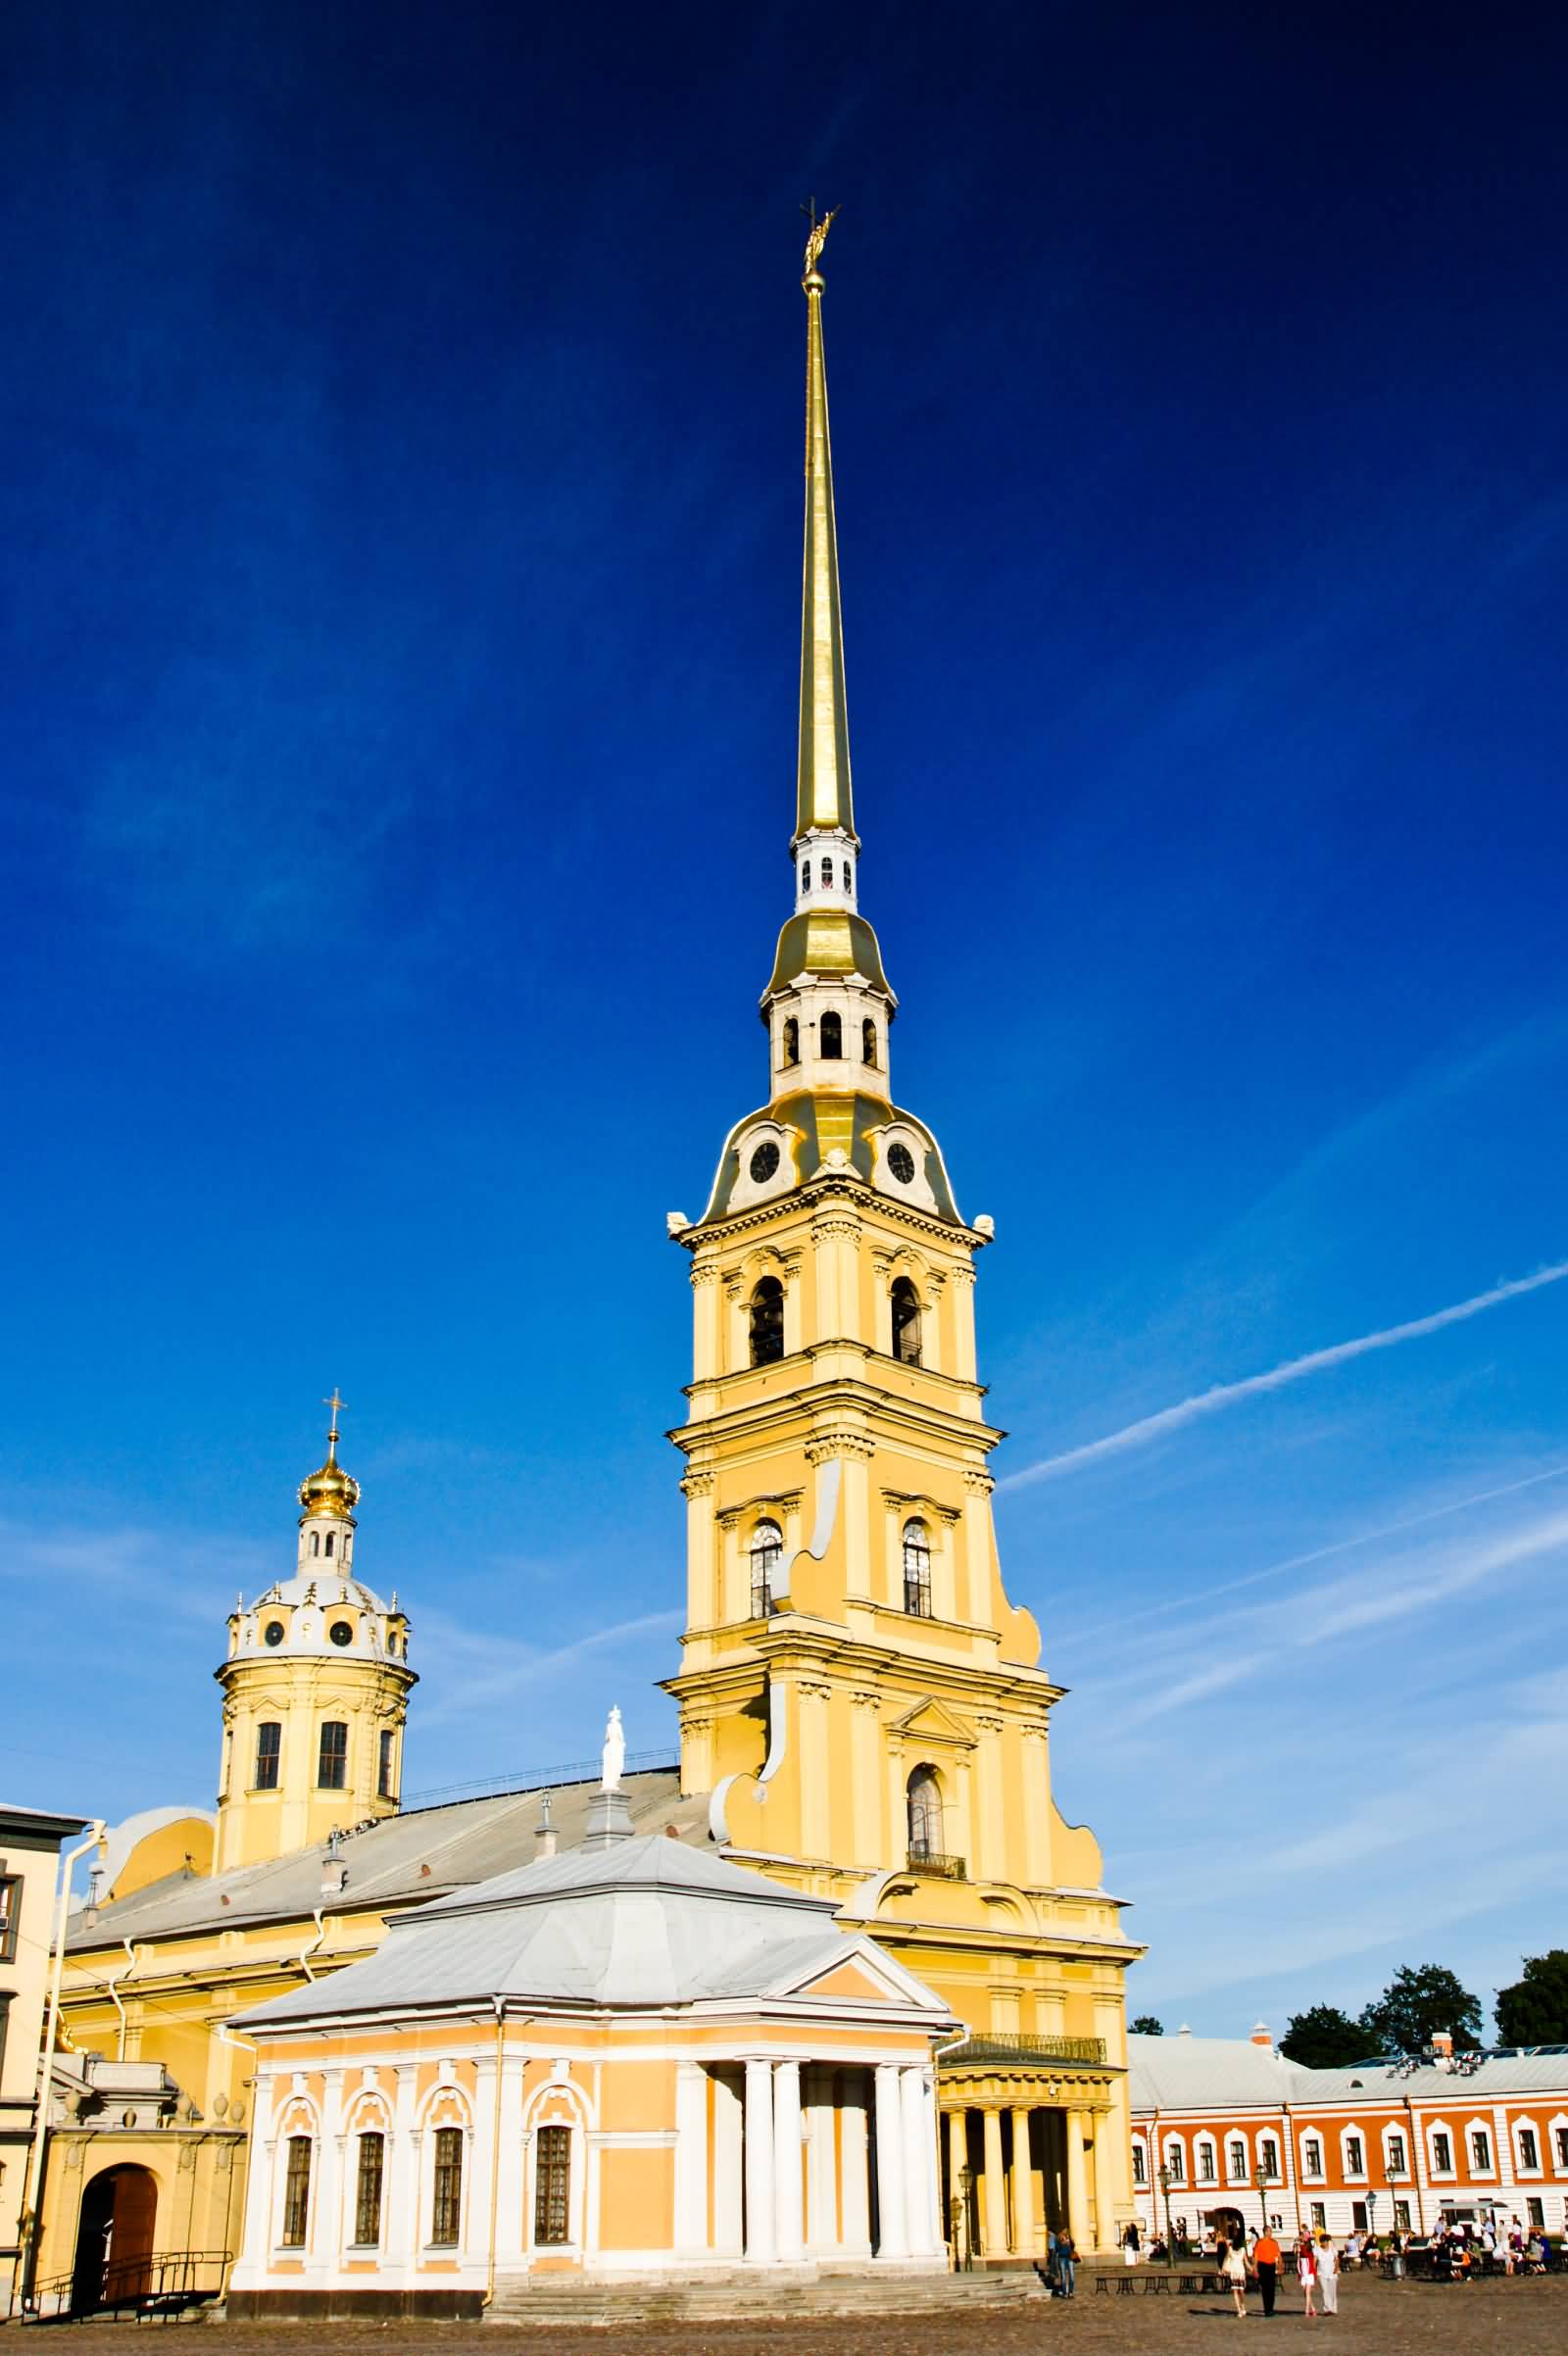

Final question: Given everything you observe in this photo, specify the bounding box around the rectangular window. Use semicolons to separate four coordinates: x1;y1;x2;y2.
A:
1303;2135;1323;2177
1387;2132;1406;2174
1471;2130;1491;2173
377;1729;395;1800
1199;2143;1215;2183
1394;2198;1411;2231
0;1993;10;2083
1229;2139;1247;2183
1165;2144;1184;2184
1310;2201;1326;2231
254;1723;281;1791
318;1722;348;1790
281;2135;313;2247
431;2126;463;2246
1556;2128;1568;2169
1132;2144;1147;2184
1259;2137;1279;2179
1432;2132;1452;2173
1346;2135;1364;2177
1527;2197;1544;2229
1518;2128;1539;2171
534;2123;571;2245
353;2134;384;2245
0;1876;21;1964
1351;2200;1368;2231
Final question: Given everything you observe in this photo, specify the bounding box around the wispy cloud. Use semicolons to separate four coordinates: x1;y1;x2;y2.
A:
1001;1259;1568;1489
416;1605;683;1727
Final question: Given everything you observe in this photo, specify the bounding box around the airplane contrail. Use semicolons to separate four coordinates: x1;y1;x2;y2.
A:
999;1258;1568;1490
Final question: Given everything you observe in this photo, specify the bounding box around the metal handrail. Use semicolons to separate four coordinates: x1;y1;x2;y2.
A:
941;2033;1106;2067
906;1848;966;1879
26;2245;232;2320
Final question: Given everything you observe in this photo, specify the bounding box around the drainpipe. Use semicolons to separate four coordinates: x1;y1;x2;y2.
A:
297;1909;326;1983
107;1938;137;2062
15;1817;107;2312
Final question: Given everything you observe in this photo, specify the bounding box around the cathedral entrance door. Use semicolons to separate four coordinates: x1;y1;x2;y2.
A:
72;2164;158;2313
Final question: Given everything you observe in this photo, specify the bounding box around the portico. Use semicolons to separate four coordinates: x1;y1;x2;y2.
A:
939;2042;1120;2263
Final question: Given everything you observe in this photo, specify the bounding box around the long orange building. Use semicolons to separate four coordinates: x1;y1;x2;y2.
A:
1129;2028;1568;2243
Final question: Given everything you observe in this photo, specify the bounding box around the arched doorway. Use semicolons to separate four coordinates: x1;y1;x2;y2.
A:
72;2164;158;2313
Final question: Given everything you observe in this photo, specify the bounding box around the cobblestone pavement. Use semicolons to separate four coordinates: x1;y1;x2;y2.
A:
25;2273;1565;2355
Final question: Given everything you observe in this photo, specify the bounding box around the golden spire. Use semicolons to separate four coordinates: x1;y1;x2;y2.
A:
797;205;855;846
298;1389;360;1523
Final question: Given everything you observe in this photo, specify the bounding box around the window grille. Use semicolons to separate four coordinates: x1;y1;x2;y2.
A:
318;1722;348;1790
255;1724;281;1791
534;2124;571;2245
431;2126;463;2245
354;2134;384;2245
282;2136;312;2247
750;1520;782;1617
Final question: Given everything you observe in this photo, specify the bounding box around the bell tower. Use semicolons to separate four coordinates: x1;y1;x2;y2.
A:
214;1398;416;1873
661;221;1143;2254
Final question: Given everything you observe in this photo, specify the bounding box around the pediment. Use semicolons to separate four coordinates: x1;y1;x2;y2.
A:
774;1935;950;2015
887;1695;976;1750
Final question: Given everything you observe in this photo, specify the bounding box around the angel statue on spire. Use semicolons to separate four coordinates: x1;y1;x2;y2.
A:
803;204;838;277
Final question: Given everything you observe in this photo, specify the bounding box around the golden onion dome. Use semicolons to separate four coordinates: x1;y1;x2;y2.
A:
298;1398;360;1523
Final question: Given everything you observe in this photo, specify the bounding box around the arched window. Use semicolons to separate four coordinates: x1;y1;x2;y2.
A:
311;1531;320;1556
861;1017;878;1067
842;860;852;890
431;2126;464;2245
282;2135;313;2247
819;1011;842;1059
781;1016;799;1066
749;1276;784;1366
820;856;833;887
906;1764;942;1861
323;1532;334;1557
801;860;810;894
903;1518;932;1616
892;1275;922;1364
750;1518;782;1617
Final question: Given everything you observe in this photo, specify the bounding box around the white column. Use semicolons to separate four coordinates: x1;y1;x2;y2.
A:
982;2106;1007;2258
873;2063;908;2258
841;2079;871;2255
712;2072;744;2257
900;2067;934;2255
1010;2107;1036;2258
230;2069;275;2286
674;2063;710;2257
744;2057;776;2265
1065;2109;1089;2250
773;2059;804;2261
382;2065;417;2278
467;2058;499;2266
923;2073;945;2251
493;2051;527;2264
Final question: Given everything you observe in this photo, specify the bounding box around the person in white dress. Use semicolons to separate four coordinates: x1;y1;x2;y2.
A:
1317;2234;1340;2315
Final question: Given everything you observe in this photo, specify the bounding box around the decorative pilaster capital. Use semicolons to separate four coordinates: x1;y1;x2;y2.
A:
961;1469;995;1497
974;1711;1004;1739
807;1428;875;1464
681;1471;715;1500
715;1508;743;1533
950;1262;977;1290
689;1261;721;1289
849;1689;882;1715
811;1212;861;1245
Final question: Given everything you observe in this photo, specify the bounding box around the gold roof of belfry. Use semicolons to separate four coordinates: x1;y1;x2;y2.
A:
796;211;856;846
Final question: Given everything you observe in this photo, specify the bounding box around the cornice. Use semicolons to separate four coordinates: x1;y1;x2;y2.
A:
670;1375;1006;1461
678;1168;991;1256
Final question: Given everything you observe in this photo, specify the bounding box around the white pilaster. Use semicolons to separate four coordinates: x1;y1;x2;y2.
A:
382;2065;417;2278
674;2062;710;2256
873;2062;908;2258
745;2057;776;2264
467;2058;499;2265
311;2069;345;2276
492;2052;527;2263
773;2058;804;2261
229;2069;275;2288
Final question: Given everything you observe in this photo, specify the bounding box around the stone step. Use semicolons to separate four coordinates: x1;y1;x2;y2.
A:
485;2268;1045;2325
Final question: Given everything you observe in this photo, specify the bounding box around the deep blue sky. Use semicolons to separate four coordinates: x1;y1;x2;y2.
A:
6;3;1567;2034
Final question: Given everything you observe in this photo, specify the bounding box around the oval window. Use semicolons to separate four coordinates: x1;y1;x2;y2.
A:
888;1143;915;1185
750;1140;781;1183
264;1621;285;1647
329;1620;354;1647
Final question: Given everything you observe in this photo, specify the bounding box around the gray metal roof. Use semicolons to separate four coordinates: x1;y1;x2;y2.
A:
236;1832;929;2027
1129;2034;1568;2112
67;1771;702;1950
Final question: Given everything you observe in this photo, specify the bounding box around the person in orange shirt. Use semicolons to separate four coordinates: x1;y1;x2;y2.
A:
1253;2230;1282;2316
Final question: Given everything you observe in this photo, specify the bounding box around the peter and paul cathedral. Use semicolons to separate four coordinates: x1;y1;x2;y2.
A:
28;227;1139;2313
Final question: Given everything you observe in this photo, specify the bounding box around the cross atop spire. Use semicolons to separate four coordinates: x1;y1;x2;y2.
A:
796;213;856;849
321;1388;347;1459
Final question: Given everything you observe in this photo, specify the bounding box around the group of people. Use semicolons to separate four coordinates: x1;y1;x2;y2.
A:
1219;2228;1341;2320
1042;2226;1079;2297
1428;2216;1551;2277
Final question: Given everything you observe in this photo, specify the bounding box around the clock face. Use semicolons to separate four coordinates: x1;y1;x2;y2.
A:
749;1140;781;1184
887;1142;915;1185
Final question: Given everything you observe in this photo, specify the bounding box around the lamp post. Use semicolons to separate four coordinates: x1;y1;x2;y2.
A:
1253;2152;1274;2239
1366;2188;1379;2256
1156;2163;1176;2265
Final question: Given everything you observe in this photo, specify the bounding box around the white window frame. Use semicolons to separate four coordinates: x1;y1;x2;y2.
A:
272;2094;321;2257
1132;2137;1148;2186
525;2076;592;2254
1299;2130;1324;2182
1465;2118;1494;2179
1196;2135;1217;2184
1227;2135;1249;2184
1428;2123;1455;2179
1341;2125;1367;2182
1547;2113;1568;2175
417;2083;473;2256
1383;2124;1408;2179
1512;2119;1543;2178
1162;2134;1187;2186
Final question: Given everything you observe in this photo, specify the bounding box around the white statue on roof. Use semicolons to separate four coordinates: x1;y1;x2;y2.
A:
601;1705;625;1793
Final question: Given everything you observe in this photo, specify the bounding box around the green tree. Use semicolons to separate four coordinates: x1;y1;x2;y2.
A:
1278;2004;1367;2068
1358;1964;1482;2055
1495;1950;1568;2046
1130;2015;1163;2036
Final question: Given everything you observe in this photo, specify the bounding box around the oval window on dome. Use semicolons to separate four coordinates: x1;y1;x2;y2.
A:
329;1620;354;1647
264;1621;285;1647
749;1140;780;1184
